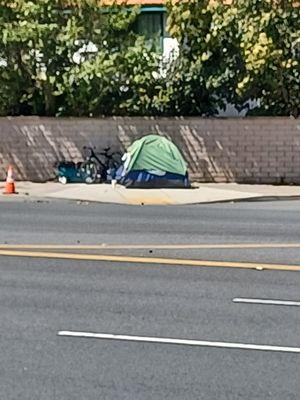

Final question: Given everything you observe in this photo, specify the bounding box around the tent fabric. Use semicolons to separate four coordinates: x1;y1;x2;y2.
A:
126;135;187;176
119;170;190;188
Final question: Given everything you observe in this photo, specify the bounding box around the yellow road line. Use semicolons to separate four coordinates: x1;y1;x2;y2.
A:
0;249;299;272
1;243;300;250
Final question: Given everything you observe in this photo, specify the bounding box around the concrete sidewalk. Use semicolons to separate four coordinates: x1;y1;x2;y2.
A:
2;181;300;205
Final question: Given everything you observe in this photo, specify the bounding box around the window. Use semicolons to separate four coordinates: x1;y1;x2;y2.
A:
134;9;166;51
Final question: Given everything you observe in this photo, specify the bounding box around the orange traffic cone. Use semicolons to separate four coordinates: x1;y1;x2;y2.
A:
3;165;17;194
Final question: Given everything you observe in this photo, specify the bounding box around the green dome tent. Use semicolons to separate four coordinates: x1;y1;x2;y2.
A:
118;135;190;188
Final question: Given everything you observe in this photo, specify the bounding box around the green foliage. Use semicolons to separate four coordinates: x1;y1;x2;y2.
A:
0;0;299;117
235;0;300;117
0;0;162;116
59;38;162;116
165;0;242;115
165;0;300;117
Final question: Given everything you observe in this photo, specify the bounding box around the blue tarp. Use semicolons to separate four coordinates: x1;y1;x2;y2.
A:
117;169;190;188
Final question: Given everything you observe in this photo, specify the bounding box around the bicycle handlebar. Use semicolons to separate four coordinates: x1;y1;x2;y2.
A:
82;146;119;160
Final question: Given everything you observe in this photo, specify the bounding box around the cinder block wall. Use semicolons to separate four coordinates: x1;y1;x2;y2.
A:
0;116;299;183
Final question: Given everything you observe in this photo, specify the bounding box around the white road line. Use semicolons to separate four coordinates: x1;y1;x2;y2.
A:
233;298;300;307
57;331;300;354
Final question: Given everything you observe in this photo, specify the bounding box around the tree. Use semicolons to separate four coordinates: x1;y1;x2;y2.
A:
234;0;300;117
0;0;162;116
165;0;300;117
2;0;298;117
165;0;242;116
59;37;162;116
0;0;100;115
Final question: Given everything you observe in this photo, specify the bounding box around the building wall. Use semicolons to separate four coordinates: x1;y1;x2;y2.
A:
0;116;300;183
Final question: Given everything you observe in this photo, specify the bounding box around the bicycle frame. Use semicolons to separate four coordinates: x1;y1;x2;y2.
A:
83;147;106;169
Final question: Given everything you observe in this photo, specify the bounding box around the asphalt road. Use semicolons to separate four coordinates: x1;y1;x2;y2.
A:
0;199;300;399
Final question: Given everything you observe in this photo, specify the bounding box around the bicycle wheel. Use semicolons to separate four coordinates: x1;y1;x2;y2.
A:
80;160;98;184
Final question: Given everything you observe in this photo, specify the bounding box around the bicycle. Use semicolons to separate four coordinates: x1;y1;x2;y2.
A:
80;146;122;184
